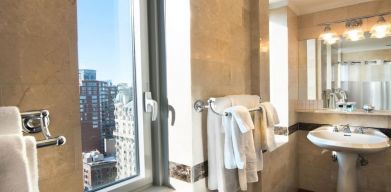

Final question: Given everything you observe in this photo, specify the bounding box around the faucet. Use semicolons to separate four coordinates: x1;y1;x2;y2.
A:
355;127;365;134
341;124;351;133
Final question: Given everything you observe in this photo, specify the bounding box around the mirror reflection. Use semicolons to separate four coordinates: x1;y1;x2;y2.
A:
299;34;391;111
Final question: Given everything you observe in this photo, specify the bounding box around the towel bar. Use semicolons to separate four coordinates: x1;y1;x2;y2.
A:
194;96;263;116
21;110;66;148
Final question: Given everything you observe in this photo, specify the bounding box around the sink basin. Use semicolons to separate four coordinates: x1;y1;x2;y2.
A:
307;126;390;192
307;126;390;153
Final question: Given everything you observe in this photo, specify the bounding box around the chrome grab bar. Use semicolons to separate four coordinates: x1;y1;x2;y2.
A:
21;110;66;148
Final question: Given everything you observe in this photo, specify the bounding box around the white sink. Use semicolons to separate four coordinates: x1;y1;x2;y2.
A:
307;126;390;153
307;126;390;192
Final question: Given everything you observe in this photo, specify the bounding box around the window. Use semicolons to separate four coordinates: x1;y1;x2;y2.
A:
77;0;153;191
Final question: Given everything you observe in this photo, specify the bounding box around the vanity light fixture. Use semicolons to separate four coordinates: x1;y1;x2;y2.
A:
370;16;391;38
344;19;365;41
319;25;340;45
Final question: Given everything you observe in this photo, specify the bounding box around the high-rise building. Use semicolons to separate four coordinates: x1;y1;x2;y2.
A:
82;151;117;191
79;69;118;153
113;84;137;178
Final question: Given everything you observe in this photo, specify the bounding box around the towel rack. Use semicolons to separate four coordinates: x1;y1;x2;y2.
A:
21;110;66;148
194;97;263;116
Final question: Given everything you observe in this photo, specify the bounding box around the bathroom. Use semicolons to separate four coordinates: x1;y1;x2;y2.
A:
0;0;391;191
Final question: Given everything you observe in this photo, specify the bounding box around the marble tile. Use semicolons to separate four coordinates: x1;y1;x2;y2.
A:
0;0;82;191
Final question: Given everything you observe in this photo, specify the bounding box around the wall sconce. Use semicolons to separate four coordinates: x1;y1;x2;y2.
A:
344;19;365;41
370;16;391;38
319;25;340;45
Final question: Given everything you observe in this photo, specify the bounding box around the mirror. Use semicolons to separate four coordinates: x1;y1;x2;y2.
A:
299;34;391;111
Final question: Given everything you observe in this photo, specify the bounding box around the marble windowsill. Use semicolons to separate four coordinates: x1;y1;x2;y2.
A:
296;109;391;116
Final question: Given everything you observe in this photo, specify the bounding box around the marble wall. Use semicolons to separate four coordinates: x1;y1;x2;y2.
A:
0;0;83;191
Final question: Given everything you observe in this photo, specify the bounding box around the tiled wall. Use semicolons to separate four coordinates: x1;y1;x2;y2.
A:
0;1;83;191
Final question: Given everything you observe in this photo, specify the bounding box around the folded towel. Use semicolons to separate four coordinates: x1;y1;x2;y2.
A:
0;107;22;135
260;102;279;127
0;135;32;192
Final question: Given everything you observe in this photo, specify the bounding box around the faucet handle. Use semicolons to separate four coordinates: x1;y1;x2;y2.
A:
333;125;339;132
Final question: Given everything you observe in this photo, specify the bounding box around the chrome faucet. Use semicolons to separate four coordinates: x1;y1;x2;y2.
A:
355;127;365;134
341;124;351;133
333;125;339;132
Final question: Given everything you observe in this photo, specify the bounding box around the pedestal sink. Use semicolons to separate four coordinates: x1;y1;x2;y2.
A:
307;126;390;192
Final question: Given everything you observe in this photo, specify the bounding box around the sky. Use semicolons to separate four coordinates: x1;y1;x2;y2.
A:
77;0;133;84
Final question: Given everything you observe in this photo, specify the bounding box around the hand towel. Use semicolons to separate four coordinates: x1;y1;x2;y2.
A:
207;97;232;192
259;102;279;151
0;106;22;134
24;136;39;192
0;106;39;192
223;105;254;169
0;135;32;192
228;95;263;171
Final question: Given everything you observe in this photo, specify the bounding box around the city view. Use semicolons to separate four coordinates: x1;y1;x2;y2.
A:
79;69;137;191
77;0;137;190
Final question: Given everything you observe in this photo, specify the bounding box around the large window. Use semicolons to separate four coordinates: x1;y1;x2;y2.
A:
77;0;153;191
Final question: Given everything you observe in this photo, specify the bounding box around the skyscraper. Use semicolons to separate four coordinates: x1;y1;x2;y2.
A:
79;69;118;153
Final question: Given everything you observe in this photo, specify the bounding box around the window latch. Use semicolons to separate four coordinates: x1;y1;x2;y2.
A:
144;92;158;121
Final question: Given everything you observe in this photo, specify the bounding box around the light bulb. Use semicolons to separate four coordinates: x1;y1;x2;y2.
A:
370;16;391;38
319;25;340;45
344;20;365;41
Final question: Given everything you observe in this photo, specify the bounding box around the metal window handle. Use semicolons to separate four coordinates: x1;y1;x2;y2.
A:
168;105;175;126
144;92;158;121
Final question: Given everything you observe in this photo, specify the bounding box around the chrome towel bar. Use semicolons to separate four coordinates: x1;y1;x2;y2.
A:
21;110;66;148
194;96;263;116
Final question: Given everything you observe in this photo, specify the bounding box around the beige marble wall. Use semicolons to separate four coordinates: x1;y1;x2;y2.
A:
288;8;299;126
297;130;391;192
0;1;83;191
298;0;391;41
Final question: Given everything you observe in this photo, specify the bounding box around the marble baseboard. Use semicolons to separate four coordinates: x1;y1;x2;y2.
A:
169;161;208;183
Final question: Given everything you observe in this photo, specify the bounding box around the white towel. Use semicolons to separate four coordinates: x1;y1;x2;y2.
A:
228;95;263;171
24;136;39;192
207;97;232;192
223;106;257;191
0;107;39;192
0;135;33;192
0;106;22;134
223;105;254;169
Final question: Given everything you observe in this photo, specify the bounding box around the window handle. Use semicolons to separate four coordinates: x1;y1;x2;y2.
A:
168;105;175;126
144;92;158;121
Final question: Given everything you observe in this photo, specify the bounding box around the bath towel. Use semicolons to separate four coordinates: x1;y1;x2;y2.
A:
0;106;22;134
223;105;257;191
207;97;232;192
0;106;39;192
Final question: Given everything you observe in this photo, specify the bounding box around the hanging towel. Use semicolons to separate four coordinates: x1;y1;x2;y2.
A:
0;135;33;192
259;102;279;152
228;95;263;171
207;97;232;192
0;106;22;134
0;107;39;192
223;106;257;191
24;136;39;192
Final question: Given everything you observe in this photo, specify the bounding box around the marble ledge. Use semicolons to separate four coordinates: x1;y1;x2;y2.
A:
296;109;391;116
